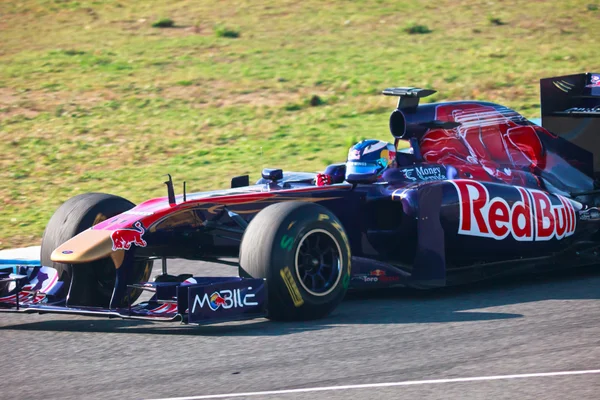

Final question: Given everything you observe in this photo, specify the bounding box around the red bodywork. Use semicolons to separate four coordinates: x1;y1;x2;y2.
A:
420;104;552;186
92;184;348;232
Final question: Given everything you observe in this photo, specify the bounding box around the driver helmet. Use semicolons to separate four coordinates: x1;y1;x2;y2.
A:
345;139;397;179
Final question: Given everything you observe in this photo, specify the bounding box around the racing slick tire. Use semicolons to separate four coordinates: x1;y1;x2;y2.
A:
40;193;152;307
239;201;351;321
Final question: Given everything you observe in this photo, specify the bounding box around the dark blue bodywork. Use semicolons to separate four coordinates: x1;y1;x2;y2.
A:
2;72;600;324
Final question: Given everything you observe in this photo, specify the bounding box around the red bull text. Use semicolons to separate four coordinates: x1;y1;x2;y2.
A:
451;179;577;241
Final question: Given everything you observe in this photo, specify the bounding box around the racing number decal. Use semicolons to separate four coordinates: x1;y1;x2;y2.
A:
280;267;304;307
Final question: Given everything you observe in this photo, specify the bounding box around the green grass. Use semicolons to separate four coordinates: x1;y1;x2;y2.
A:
0;0;599;249
214;24;241;38
152;18;175;28
404;23;432;34
487;16;507;26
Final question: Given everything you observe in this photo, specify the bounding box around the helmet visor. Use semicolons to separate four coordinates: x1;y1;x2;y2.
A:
345;161;382;176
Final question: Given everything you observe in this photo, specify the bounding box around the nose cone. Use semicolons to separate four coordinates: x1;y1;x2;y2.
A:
50;229;114;264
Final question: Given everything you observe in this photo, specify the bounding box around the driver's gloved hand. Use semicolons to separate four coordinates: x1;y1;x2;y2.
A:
316;173;333;186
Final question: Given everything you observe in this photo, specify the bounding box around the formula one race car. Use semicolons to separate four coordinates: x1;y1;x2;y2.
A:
2;72;600;324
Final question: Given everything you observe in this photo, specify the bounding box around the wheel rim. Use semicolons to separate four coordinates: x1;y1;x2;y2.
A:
294;229;343;297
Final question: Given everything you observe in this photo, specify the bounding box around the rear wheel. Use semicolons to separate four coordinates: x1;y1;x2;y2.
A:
40;193;152;307
239;201;351;321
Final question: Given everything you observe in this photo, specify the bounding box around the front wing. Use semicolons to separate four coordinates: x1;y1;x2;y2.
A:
0;265;267;324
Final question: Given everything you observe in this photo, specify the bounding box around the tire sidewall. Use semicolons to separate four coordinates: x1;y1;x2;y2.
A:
41;194;134;286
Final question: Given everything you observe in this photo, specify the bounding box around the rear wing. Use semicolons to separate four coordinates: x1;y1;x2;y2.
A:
540;72;600;176
382;87;436;110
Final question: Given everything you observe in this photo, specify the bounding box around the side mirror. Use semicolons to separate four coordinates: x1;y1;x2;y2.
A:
323;163;346;184
261;168;283;182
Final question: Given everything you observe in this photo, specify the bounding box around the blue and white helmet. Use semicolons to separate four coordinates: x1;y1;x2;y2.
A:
345;139;397;180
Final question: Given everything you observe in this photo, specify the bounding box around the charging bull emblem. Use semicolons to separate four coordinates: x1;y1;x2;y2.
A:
111;221;147;251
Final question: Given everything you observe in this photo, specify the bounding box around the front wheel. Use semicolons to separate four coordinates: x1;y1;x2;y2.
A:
239;201;351;321
40;193;152;307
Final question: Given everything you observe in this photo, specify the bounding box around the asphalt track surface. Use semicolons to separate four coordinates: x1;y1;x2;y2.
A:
1;259;599;400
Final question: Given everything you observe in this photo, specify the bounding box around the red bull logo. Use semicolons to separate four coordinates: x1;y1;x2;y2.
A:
451;180;577;241
210;292;227;310
111;221;147;251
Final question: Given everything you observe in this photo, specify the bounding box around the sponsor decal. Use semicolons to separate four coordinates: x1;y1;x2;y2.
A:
400;166;446;182
124;210;154;216
355;274;378;283
451;180;577;241
563;106;600;114
354;269;400;283
553;80;575;93
348;149;361;160
191;287;258;313
208;292;227;310
61;250;73;254
586;74;600;88
280;266;304;307
579;207;600;221
110;221;147;251
401;169;417;182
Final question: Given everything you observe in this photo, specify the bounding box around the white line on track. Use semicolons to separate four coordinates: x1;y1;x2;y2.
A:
149;369;600;400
